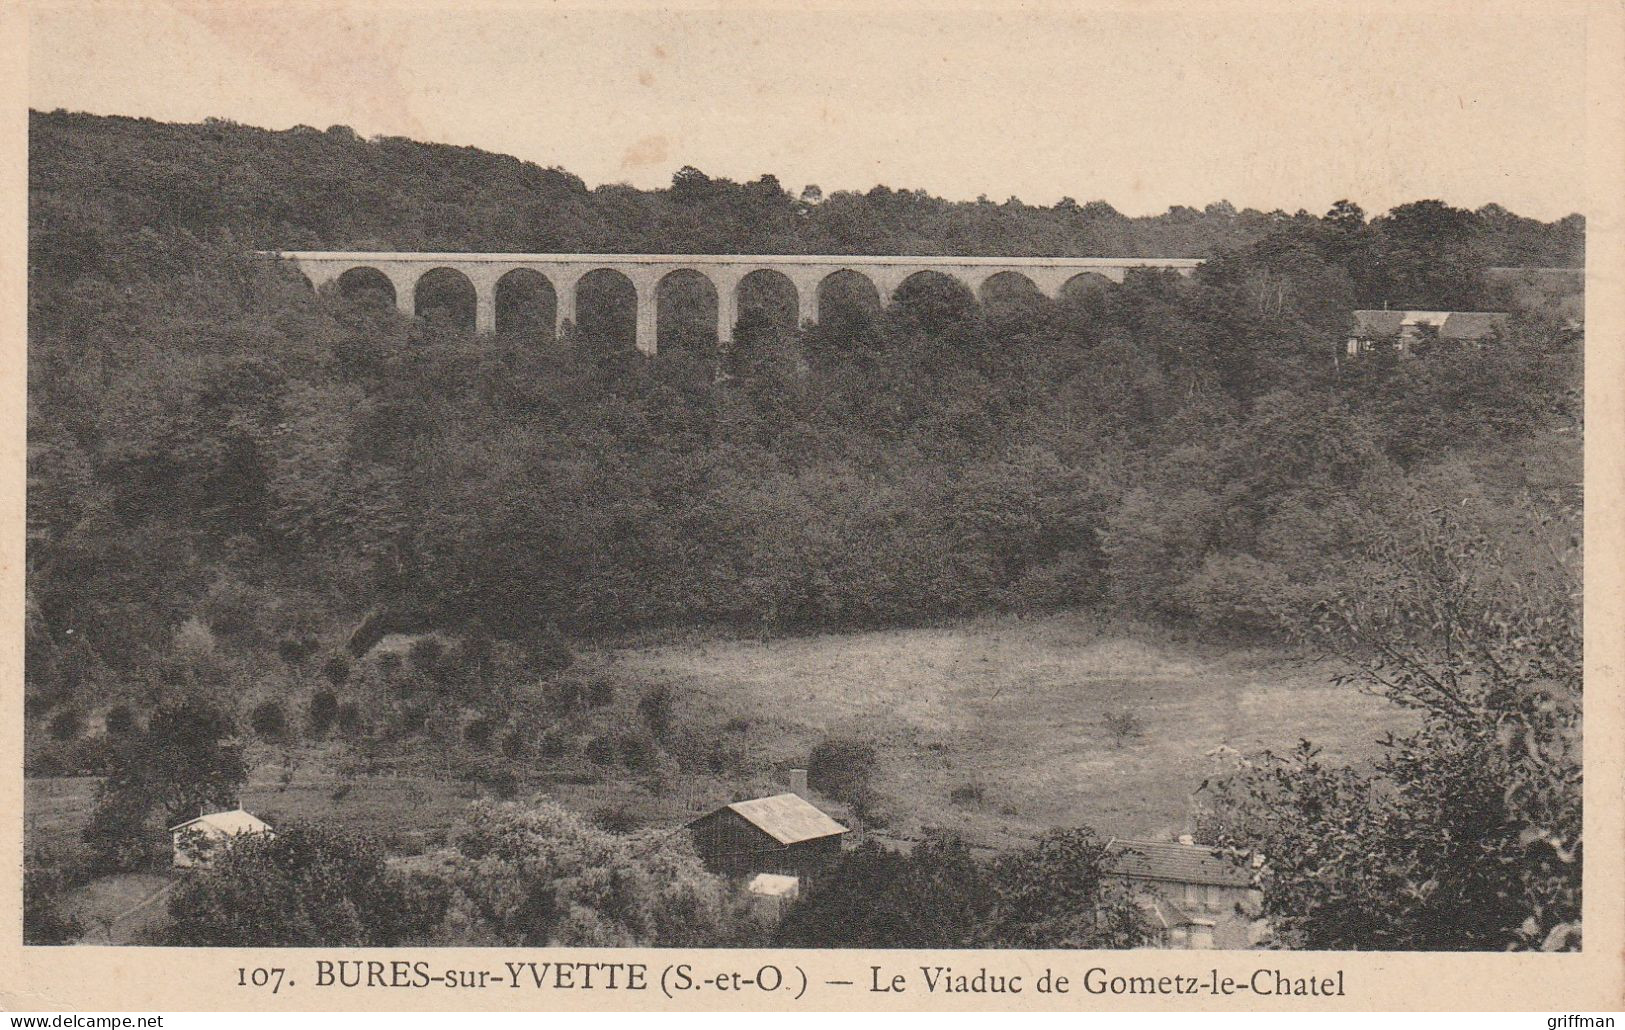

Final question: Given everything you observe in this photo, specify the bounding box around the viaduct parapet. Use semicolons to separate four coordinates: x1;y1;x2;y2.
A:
264;251;1204;355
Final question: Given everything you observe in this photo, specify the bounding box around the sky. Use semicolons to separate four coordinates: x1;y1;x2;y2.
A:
27;1;1588;220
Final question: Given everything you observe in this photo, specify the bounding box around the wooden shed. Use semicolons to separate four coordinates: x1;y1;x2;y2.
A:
687;793;848;882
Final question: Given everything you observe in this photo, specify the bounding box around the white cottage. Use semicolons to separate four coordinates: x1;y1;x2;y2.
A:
169;809;274;868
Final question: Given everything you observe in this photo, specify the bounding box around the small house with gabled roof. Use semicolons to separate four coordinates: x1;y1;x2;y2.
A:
1347;309;1510;357
169;809;273;868
687;793;848;882
1103;837;1264;950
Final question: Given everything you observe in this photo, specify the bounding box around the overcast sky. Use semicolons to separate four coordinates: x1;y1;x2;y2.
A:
28;1;1587;220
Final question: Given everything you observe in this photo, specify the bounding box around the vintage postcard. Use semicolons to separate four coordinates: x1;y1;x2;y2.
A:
2;0;1622;1015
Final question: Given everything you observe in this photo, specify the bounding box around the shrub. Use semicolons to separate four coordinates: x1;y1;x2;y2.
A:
1176;552;1298;638
550;680;581;713
28;737;114;778
499;729;528;760
637;685;675;739
586;679;615;708
444;799;742;946
407;638;444;675
84;696;248;873
808;737;877;805
705;742;743;775
775;836;986;948
1103;708;1145;748
1196;507;1583;951
520;625;574;676
276;636;319;668
321;654;352;688
104;704;138;737
950;782;985;806
396;703;428;735
585;734;616;765
480;767;520;799
982;828;1148;947
82;790;165;874
592;805;640;832
199;576;259;639
775;828;1148;949
161;824;448;946
308;689;338;735
48;707;83;742
619;732;658;772
464;716;497;748
250;700;289;740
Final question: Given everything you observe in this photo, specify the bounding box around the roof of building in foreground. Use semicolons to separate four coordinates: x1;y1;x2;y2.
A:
1103;837;1255;888
713;793;849;845
169;808;273;835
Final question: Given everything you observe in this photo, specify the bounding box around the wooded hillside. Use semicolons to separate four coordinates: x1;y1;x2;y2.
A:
26;108;1583;740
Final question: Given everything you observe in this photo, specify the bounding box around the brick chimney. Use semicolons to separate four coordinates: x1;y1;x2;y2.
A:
788;768;808;796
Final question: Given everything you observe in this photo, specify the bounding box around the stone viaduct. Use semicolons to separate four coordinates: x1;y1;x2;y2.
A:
265;251;1203;355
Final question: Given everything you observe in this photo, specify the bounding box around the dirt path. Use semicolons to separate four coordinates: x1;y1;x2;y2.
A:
75;874;184;944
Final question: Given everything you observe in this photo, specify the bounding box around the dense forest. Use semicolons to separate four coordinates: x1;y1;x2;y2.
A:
24;110;1584;950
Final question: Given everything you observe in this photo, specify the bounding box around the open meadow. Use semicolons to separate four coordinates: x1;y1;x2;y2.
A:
607;613;1417;846
28;613;1416;868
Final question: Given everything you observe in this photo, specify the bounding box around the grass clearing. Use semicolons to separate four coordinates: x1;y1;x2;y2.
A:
27;613;1416;874
610;613;1416;844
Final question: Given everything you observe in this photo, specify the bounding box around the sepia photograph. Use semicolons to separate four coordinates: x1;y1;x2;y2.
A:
9;0;1613;999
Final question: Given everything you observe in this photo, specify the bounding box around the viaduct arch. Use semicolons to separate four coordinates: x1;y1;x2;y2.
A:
268;251;1204;355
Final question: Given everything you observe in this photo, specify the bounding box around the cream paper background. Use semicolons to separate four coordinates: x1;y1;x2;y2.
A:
0;0;1620;1011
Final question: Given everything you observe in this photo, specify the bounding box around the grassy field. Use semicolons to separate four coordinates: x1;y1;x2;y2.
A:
25;766;712;859
27;613;1416;871
608;613;1416;845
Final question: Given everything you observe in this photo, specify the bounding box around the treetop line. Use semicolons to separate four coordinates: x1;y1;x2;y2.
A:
265;250;1202;355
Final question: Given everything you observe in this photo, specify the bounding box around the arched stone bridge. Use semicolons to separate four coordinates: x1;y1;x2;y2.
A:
264;251;1203;355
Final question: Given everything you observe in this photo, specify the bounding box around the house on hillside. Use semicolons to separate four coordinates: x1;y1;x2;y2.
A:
1345;308;1508;357
687;792;848;884
1103;836;1264;950
170;809;274;869
1346;309;1510;358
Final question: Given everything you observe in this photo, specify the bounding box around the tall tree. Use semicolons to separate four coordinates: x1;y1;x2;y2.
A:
1197;503;1581;950
84;696;248;870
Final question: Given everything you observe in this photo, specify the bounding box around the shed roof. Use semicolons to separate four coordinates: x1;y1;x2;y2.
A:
169;808;272;835
1103;838;1254;888
721;793;848;845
